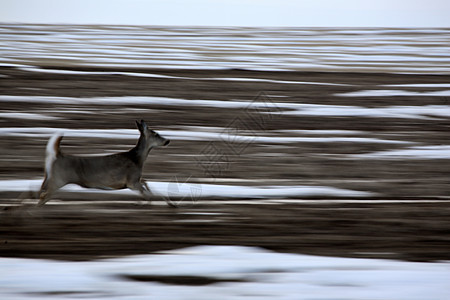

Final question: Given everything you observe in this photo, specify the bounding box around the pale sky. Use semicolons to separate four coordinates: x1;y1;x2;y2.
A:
1;0;449;27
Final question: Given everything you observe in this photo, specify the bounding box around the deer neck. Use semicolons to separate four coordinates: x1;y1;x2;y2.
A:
131;135;152;166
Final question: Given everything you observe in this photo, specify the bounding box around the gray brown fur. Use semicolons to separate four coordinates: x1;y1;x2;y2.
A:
38;120;175;207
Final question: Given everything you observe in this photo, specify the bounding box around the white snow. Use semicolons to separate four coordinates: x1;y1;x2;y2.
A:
336;89;450;97
383;83;450;88
3;95;449;121
19;66;350;86
275;129;364;135
0;245;449;300
0;127;138;139
0;127;411;145
353;145;450;160
1;26;450;73
0;179;374;199
0;95;277;110
0;112;59;120
279;103;450;119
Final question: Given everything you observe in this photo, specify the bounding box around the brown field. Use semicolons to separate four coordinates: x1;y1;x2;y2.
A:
0;66;449;261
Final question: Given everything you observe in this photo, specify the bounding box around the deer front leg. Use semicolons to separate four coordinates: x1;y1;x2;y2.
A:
131;181;178;208
130;181;153;205
142;181;178;207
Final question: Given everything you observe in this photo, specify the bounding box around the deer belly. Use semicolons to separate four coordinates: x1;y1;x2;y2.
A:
76;175;127;190
72;160;131;190
78;182;127;190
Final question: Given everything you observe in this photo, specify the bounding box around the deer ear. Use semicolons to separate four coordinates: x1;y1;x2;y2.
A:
140;120;148;130
135;120;143;131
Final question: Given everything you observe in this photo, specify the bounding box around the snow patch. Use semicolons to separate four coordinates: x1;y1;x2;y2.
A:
2;95;449;120
353;145;450;160
336;89;450;97
0;245;449;300
0;179;374;199
280;103;450;119
0;127;411;144
0;112;59;120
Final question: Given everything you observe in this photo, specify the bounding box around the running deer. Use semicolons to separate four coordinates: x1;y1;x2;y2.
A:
37;120;176;207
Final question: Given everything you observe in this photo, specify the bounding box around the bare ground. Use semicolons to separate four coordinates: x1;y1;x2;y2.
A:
0;66;449;261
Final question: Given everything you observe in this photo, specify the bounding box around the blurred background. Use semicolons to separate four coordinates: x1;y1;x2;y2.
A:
1;1;450;299
0;25;449;199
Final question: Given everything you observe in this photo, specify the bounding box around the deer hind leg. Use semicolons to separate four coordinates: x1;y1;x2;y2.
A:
37;176;65;207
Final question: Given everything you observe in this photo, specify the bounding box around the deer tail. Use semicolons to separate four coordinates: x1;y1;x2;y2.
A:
45;132;63;178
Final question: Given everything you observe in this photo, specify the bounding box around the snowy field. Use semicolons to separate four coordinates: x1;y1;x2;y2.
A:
1;245;449;300
0;179;374;203
1;25;450;74
1;25;450;299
